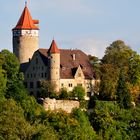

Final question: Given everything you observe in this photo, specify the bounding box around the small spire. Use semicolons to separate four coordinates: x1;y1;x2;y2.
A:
47;39;60;54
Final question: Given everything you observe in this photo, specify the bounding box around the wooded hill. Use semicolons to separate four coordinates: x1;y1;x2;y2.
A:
0;40;140;139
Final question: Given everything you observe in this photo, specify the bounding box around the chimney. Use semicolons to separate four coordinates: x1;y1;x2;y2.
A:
72;54;76;60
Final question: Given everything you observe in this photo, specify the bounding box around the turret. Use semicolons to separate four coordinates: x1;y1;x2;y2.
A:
12;3;39;64
47;39;60;92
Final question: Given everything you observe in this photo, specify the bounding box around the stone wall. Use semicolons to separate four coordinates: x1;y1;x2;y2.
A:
43;98;79;113
13;35;38;64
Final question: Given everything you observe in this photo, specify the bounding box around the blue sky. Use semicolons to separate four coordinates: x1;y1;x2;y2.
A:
1;0;140;58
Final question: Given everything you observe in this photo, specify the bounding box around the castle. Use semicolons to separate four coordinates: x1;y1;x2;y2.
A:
12;3;96;99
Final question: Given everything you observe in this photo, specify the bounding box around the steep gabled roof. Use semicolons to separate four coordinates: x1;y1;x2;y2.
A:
13;5;39;30
47;40;60;54
21;48;94;79
38;48;94;79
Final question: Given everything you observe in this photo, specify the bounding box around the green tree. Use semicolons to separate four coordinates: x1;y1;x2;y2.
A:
89;55;101;79
0;50;26;100
102;40;135;67
72;109;98;140
0;99;33;140
72;86;85;100
127;54;140;102
89;101;131;139
99;64;120;100
59;88;69;99
0;53;6;96
99;40;135;100
40;80;57;99
116;70;132;109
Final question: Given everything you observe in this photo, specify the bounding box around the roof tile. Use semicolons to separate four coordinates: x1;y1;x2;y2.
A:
13;5;39;30
47;40;60;54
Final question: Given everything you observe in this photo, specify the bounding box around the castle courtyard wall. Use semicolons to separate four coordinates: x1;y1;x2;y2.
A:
43;98;80;113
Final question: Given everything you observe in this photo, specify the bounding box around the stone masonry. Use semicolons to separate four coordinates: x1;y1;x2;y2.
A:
43;98;80;113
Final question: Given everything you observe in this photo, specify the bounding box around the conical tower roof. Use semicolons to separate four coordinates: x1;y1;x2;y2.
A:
47;39;60;54
13;4;39;30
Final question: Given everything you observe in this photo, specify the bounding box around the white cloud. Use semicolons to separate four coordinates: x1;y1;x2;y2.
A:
59;37;109;59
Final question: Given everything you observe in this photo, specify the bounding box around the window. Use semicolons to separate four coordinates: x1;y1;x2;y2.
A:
37;81;41;88
41;73;44;78
69;83;73;87
45;73;47;77
33;66;35;70
61;83;64;87
30;82;34;88
30;91;34;96
27;74;29;78
17;40;20;44
31;74;33;78
34;73;36;78
42;66;44;70
36;58;38;64
77;83;82;86
36;91;40;98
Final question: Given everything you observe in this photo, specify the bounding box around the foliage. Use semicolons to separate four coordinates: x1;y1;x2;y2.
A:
80;100;89;109
102;40;135;67
89;55;101;79
116;70;132;109
0;99;33;140
42;109;98;140
72;86;85;100
99;64;120;100
0;50;26;100
1;41;140;139
59;88;69;99
127;54;140;102
88;95;98;109
89;101;133;140
99;40;139;101
40;80;58;99
0;53;6;96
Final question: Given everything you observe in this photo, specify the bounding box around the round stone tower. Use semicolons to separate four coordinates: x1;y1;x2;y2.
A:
12;3;39;64
47;40;60;92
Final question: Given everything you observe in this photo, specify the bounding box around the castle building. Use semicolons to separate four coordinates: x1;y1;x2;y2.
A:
12;4;96;99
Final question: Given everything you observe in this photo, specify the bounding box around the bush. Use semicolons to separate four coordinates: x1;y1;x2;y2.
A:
72;86;85;100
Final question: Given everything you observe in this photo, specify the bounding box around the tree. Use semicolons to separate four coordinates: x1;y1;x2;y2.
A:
89;55;101;79
0;53;6;96
102;40;135;68
127;54;140;102
72;86;85;100
0;99;33;139
116;69;132;109
89;101;131;139
99;40;135;100
40;80;57;99
99;64;120;100
59;88;69;99
0;50;26;100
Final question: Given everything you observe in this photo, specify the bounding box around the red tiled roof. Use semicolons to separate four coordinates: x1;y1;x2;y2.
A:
38;48;94;79
13;5;39;30
47;40;60;54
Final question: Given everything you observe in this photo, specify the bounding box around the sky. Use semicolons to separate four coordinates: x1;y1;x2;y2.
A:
1;0;140;58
